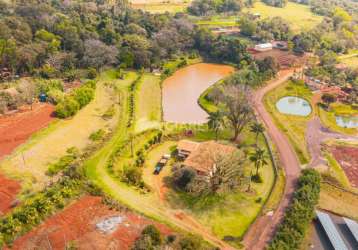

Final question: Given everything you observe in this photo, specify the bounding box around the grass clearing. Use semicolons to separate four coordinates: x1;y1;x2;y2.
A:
135;73;162;133
244;2;323;33
319;183;358;220
264;80;313;164
0;70;134;195
132;3;189;13
318;106;357;135
324;152;351;189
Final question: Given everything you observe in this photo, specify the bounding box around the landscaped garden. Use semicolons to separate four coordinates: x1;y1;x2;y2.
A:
264;79;313;164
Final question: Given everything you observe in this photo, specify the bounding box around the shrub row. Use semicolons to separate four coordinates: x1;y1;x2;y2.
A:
0;178;83;246
161;58;188;80
46;147;79;176
268;169;321;250
55;80;96;118
127;74;142;128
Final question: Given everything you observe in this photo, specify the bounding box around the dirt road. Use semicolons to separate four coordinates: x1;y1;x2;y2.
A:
243;70;302;249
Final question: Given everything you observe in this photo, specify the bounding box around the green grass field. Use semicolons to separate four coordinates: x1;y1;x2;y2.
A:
132;3;189;13
318;104;357;135
264;80;313;164
0;71;124;194
135;73;162;133
244;2;323;33
339;49;358;69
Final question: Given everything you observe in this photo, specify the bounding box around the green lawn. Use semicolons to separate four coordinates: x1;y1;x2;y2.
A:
244;2;323;33
339;49;358;69
143;129;275;247
264;80;313;164
318;105;357;135
135;73;162;133
194;16;239;27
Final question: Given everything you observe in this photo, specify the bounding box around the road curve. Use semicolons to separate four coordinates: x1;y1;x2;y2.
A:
243;69;302;250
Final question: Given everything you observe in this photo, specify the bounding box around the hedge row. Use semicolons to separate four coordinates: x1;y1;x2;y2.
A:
0;178;83;246
55;80;96;118
127;74;142;128
268;169;321;250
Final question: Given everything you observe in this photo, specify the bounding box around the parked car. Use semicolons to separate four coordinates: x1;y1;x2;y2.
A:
153;154;170;175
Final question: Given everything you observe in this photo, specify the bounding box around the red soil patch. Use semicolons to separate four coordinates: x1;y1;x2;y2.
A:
330;146;358;188
0;103;54;214
0;173;21;215
8;196;172;250
249;48;306;69
0;103;54;159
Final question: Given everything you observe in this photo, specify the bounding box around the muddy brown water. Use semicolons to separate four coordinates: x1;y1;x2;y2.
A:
162;63;234;123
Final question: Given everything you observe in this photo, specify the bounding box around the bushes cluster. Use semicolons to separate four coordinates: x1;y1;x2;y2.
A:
55;80;96;118
268;169;321;250
127;75;142;127
0;178;82;246
114;130;162;188
46;147;79;176
161;58;187;80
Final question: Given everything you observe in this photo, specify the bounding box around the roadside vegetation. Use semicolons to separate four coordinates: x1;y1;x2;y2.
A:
269;169;321;250
264;79;313;164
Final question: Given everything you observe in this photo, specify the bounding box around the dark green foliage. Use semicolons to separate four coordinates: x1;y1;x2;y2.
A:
89;129;106;141
262;0;287;8
188;0;244;16
55;80;96;118
120;165;143;187
141;225;162;246
46;147;79;176
268;169;321;250
127;75;143;128
87;67;98;79
179;234;203;250
55;96;80;118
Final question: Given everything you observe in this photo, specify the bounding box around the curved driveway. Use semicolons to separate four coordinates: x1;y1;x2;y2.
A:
243;70;302;249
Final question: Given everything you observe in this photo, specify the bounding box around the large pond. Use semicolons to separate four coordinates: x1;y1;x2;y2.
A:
162;63;234;123
335;116;358;128
276;96;312;116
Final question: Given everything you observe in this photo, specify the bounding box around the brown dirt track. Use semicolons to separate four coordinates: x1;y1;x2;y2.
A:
7;196;172;250
0;103;54;214
330;146;358;188
0;173;20;215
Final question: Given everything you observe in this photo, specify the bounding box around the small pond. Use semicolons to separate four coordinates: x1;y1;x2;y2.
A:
335;116;358;128
276;96;312;116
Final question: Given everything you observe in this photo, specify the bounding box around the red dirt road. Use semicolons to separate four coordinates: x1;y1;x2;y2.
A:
0;103;54;158
8;196;173;250
243;70;302;249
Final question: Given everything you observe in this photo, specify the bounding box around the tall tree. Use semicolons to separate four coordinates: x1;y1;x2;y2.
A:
250;148;268;176
207;111;224;141
250;122;265;146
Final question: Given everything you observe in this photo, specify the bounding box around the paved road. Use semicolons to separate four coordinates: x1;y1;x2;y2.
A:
243;70;302;250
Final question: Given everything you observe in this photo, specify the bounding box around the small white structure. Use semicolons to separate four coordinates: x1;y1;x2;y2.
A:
96;216;124;234
254;43;273;52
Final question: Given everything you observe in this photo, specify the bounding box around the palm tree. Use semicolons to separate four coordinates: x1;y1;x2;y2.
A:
249;148;268;176
250;122;265;147
207;111;224;141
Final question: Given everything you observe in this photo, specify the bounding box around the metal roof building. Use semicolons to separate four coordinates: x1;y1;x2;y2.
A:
316;211;348;250
343;217;358;243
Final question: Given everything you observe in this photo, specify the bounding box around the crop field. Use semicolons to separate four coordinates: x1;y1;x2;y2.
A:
244;2;323;32
264;80;313;164
131;0;189;13
9;196;172;250
0;73;123;194
135;73;162;133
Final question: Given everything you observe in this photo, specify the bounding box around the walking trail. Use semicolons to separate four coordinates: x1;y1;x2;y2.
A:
243;69;302;250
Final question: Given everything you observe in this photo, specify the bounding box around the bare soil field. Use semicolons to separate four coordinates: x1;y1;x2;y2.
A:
0;103;54;159
7;196;172;250
249;49;306;69
330;146;358;188
0;173;20;215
